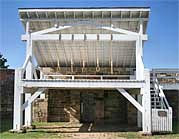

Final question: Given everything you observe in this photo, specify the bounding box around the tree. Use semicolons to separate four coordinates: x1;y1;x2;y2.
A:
0;53;9;69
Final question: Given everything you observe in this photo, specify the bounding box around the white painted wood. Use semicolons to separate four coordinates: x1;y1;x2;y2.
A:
73;34;84;40
22;88;46;110
31;26;71;35
142;69;152;134
61;34;72;40
21;34;148;41
19;8;150;12
25;21;33;128
137;94;142;128
24;93;31;126
26;22;33;80
152;108;172;132
22;55;31;69
99;34;111;40
139;20;144;57
136;36;144;80
86;34;97;40
22;79;145;89
44;74;130;79
117;88;144;113
13;69;24;130
40;93;46;99
101;26;139;35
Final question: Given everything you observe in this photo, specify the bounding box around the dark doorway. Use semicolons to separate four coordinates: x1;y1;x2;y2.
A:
80;93;95;123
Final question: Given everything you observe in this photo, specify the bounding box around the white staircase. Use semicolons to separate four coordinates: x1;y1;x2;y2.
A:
150;73;172;132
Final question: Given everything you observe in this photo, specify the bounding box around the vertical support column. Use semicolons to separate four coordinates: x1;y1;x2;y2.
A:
136;20;144;80
24;93;32;126
137;94;142;128
25;21;33;127
142;69;152;134
13;69;24;130
26;21;33;79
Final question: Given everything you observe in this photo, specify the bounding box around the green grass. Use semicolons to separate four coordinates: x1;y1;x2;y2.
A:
0;131;63;139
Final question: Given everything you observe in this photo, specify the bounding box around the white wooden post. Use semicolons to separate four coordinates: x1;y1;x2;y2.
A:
137;94;142;128
24;93;32;126
13;69;24;130
136;21;144;80
142;69;152;134
25;21;33;79
25;21;33;127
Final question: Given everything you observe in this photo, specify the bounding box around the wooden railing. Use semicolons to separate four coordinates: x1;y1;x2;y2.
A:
152;108;172;132
43;74;132;80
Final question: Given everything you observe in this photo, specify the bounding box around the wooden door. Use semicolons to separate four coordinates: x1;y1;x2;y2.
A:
80;93;95;123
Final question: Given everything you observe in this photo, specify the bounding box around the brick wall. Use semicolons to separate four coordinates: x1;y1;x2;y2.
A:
0;69;14;119
0;69;14;131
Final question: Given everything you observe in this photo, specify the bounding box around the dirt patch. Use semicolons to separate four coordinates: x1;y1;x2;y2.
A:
60;132;125;139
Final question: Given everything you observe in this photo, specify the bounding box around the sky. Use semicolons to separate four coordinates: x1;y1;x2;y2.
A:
0;0;178;69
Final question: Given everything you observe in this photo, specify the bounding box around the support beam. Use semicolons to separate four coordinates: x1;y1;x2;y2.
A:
20;18;149;22
136;37;144;80
21;34;148;41
22;55;31;69
101;26;139;35
25;21;33;127
24;93;31;126
137;94;142;128
31;26;71;35
117;88;144;113
25;22;33;80
136;20;144;80
13;69;24;130
22;88;46;110
22;79;145;89
141;69;152;134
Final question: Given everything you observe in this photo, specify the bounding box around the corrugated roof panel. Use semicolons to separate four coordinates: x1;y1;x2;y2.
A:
19;8;149;67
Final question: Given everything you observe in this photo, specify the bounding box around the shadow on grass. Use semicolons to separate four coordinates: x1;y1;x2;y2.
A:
173;121;179;134
28;123;141;134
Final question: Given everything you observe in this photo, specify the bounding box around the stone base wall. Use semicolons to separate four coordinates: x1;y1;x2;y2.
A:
32;89;138;125
32;98;48;122
47;90;81;123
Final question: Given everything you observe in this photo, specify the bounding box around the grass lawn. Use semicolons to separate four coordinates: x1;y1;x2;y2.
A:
0;121;179;139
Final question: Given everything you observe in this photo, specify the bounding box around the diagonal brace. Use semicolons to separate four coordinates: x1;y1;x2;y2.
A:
31;26;71;35
101;26;139;36
117;88;144;113
22;88;47;110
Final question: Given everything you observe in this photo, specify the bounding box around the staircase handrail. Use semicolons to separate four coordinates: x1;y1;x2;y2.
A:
158;85;170;109
153;77;170;109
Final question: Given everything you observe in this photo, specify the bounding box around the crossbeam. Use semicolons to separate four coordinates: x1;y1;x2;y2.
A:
22;34;148;41
117;88;144;113
21;79;145;89
20;18;149;22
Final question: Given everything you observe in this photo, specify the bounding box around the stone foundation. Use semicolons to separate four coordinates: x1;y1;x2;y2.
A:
32;97;48;122
32;89;138;125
